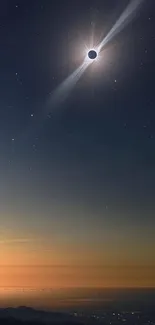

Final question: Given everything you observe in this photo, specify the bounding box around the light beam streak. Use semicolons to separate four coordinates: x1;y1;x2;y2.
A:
97;0;144;52
18;61;91;144
14;0;145;145
47;61;90;114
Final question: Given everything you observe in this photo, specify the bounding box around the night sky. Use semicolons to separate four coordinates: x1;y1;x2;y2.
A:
0;0;155;307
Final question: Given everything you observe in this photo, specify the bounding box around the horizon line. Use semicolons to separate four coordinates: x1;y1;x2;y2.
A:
1;264;155;268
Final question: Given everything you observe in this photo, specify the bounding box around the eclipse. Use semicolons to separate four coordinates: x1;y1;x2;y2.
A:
88;50;97;60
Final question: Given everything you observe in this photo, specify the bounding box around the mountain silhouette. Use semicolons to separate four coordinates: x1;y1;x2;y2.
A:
0;306;82;324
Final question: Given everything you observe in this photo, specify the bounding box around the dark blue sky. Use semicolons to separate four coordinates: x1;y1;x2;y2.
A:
0;0;155;290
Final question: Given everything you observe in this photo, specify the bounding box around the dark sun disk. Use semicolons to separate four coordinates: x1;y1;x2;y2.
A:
88;50;97;60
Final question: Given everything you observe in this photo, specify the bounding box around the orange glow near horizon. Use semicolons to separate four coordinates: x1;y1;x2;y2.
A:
1;221;155;310
1;229;155;292
1;237;155;309
1;264;155;289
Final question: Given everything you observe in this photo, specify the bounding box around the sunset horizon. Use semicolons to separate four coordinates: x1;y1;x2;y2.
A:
1;0;155;317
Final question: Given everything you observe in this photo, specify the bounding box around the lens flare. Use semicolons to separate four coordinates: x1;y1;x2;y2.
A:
97;0;144;52
46;0;144;115
47;60;90;114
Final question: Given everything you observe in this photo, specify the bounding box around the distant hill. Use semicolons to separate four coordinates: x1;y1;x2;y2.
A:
0;306;83;325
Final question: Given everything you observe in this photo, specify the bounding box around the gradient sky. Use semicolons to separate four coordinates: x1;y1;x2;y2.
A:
0;0;155;304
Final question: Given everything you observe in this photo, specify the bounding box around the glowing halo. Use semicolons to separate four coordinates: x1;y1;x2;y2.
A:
21;0;145;145
45;0;144;115
84;47;100;63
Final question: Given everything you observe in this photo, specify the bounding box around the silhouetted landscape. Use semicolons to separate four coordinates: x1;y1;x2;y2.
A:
1;289;155;325
1;303;155;325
